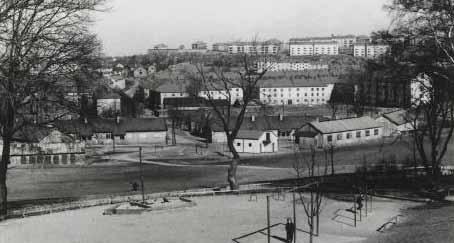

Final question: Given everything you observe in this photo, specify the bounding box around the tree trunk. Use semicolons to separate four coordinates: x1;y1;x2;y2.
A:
0;136;11;219
227;138;240;190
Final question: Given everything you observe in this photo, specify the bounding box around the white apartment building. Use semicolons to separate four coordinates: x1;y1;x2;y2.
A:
256;61;328;72
198;87;243;104
289;41;339;56
227;39;281;55
259;83;334;106
353;44;389;58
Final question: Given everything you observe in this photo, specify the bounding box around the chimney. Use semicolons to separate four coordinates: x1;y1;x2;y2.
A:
279;113;283;121
116;116;120;124
84;118;88;124
251;115;256;122
315;117;320;123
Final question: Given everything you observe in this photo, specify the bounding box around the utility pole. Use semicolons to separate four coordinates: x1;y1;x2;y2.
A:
267;196;271;243
139;146;145;203
293;191;296;243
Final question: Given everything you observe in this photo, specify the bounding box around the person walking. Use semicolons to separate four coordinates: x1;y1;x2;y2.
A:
356;194;363;210
285;218;295;243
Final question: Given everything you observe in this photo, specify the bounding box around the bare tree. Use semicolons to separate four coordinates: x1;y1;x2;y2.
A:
187;47;275;189
0;0;104;219
384;1;454;185
293;145;325;243
408;74;454;183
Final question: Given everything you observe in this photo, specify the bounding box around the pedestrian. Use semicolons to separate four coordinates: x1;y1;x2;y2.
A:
131;181;138;191
356;194;363;210
285;217;295;243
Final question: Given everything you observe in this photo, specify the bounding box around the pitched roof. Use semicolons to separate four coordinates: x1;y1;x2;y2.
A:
57;118;167;136
236;130;265;140
13;126;74;143
210;115;316;132
308;116;383;134
382;110;411;125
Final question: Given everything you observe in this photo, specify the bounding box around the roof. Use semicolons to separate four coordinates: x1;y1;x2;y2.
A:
164;97;229;108
259;78;333;88
382;110;411;125
236;130;265;140
210;115;316;132
57;118;167;136
289;41;338;45
13;126;74;144
155;83;187;93
308;116;383;134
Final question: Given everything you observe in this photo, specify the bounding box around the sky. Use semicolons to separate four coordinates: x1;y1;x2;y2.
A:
91;0;392;56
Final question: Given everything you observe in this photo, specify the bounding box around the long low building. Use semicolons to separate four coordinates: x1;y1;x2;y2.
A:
58;117;168;145
297;116;384;148
1;127;86;167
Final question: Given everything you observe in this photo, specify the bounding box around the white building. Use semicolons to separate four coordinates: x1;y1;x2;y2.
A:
198;87;243;104
2;128;86;167
97;93;121;115
234;130;278;153
227;39;281;55
259;82;334;106
256;61;328;72
353;44;389;58
298;116;384;149
156;83;190;106
376;110;415;136
289;41;339;56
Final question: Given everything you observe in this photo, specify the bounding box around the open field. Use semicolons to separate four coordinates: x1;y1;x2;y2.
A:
0;193;418;243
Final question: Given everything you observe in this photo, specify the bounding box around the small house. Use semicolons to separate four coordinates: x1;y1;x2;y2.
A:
376;110;415;136
234;130;279;153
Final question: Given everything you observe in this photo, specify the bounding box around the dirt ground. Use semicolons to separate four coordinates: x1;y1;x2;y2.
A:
0;193;418;243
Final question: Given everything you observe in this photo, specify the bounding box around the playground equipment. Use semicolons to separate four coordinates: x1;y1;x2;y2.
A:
232;182;319;243
332;185;373;227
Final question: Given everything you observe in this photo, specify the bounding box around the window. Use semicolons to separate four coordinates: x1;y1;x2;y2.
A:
365;130;370;136
346;133;352;139
120;135;125;140
374;129;379;135
266;133;270;141
248;143;252;147
237;143;241;146
337;133;343;140
327;135;332;142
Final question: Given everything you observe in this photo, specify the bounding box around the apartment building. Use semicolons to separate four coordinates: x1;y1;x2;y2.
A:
192;41;208;50
353;44;389;58
227;39;281;55
256;61;328;72
198;87;243;104
289;40;339;56
259;81;334;106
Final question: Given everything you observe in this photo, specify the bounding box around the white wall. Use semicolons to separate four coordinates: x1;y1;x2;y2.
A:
319;127;383;148
259;84;334;106
124;131;167;144
97;98;121;114
234;130;278;153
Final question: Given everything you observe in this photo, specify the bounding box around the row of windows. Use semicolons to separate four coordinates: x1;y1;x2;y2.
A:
268;93;327;98
326;129;380;142
262;87;325;92
268;98;326;104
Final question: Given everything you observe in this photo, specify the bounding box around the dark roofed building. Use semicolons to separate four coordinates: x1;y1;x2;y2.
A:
57;117;167;145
